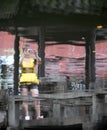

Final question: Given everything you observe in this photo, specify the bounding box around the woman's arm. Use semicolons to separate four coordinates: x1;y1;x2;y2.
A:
34;51;41;64
19;54;24;66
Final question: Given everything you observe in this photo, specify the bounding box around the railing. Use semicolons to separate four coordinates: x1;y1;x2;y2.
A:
7;89;107;129
1;74;107;95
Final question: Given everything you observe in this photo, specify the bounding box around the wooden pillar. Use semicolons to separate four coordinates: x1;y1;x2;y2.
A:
14;31;20;95
85;43;91;89
10;29;20;128
38;27;45;77
85;29;96;89
90;30;96;82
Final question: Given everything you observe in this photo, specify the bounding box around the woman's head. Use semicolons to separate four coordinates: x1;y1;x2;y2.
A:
22;43;30;52
22;43;37;58
23;48;31;57
23;48;36;58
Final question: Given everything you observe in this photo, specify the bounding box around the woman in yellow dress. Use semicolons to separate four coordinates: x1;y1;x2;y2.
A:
19;44;43;120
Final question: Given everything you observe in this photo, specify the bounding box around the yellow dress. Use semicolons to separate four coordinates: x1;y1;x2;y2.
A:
19;58;39;85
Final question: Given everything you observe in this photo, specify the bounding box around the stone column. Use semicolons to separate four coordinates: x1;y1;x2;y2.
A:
53;100;61;118
8;97;20;128
92;94;105;123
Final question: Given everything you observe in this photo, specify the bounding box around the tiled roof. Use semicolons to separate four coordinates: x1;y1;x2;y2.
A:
29;0;104;15
0;0;19;19
0;0;107;19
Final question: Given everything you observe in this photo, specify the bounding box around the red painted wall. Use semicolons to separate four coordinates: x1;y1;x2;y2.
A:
0;31;107;78
0;32;14;56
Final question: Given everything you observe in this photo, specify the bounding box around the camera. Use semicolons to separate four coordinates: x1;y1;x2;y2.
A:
27;49;33;53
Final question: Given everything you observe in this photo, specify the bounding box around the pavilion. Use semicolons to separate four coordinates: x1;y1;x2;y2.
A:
0;0;107;94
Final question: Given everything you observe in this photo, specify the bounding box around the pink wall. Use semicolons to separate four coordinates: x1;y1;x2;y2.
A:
0;32;14;55
0;31;107;78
